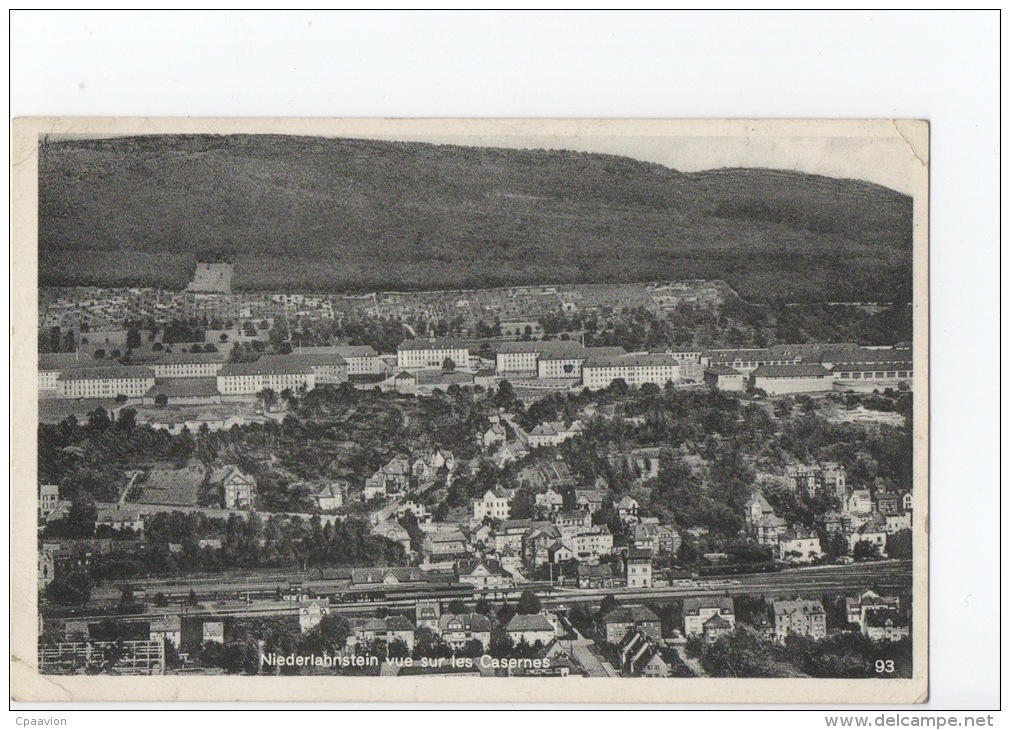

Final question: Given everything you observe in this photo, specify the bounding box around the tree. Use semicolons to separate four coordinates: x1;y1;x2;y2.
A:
516;589;542;615
599;594;620;616
387;637;410;659
852;539;882;561
154;393;169;408
447;599;468;615
489;628;514;658
315;614;352;651
94;349;106;359
153;592;169;607
442;357;456;373
46;573;92;605
115;394;128;404
116;407;138;435
126;328;143;349
220;333;230;342
187;589;199;606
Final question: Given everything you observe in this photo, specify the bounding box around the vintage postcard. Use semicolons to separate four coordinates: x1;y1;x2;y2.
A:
11;118;928;703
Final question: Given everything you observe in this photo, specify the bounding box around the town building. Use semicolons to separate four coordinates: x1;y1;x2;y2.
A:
863;609;911;642
574;489;607;515
457;558;512;590
846;490;873;514
149;615;182;648
535;488;564;512
846;589;901;630
38;484;62;519
773;599;827;642
614;495;640;524
576;563;615;589
629;523;681;555
216;359;315;396
96;506;145;533
566;526;614;562
744;492;788;547
415;601;441;632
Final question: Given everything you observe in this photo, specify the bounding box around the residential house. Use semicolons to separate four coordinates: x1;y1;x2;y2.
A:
745;492;788;547
683;597;736;638
863;609;911;642
552;509;592;529
846;490;873;514
351;567;428;586
523;525;562;568
505;613;557;646
473;488;515;521
786;463;847;500
96;506;144;533
373;522;412;554
493;519;534;555
491;441;529;468
209;465;256;510
38;484;63;519
773;599;827;642
415;601;441;632
614;495;640;524
438;613;492;650
874;491;901;516
298;599;331;633
314;483;344;511
778;530;823;563
457;558;513;590
846;589;901;630
360;616;416;651
849;517;889;557
567;526;614;562
701;614;735;642
481;424;507;449
149;615;182;648
625;548;653;588
547;542;574;565
576;563;615;589
629;523;681;555
574;488;607;515
901;491;913;512
884;513;912;533
203;621;225;644
600;605;662;644
423;530;467;560
535;488;564;513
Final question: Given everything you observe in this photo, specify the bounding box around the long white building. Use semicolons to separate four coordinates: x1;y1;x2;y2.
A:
297;345;381;376
581;353;680;390
56;365;156;399
397;339;470;370
149;352;226;379
217;359;316;396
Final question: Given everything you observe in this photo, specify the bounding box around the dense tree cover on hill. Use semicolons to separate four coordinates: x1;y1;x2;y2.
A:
39;136;911;303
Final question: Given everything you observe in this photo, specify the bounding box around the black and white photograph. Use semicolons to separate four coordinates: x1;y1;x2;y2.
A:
12;117;929;703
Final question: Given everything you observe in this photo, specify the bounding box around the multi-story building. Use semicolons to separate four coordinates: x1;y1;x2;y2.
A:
786;463;847;499
704;365;746;392
150;352;226;379
773;599;827;642
438;613;492;650
397;339;470;370
472;488;514;521
56;365;156;399
568;526;614;561
600;605;662;644
494;341;626;378
297;345;380;376
38;484;62;519
581;353;680;390
625;548;653;588
216;359;315;396
683;597;736;638
778;530;823;562
210;466;256;510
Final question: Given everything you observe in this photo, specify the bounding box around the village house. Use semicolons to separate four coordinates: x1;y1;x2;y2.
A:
422;530;468;561
773;599;827;642
849;518;889;557
547;542;574;565
493;519;534;554
373;522;412;554
874;491;901;516
552;509;592;529
683;597;736;639
209;465;256;510
481;423;507;449
491;441;529;468
505;613;557;646
314;482;345;512
600;605;662;644
437;613;492;650
203;621;225;645
38;484;63;519
523;525;562;568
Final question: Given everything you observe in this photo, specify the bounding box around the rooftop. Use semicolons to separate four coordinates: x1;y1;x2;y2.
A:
398;338;470;352
752;364;832;378
144;378;221;399
57;365;154;381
